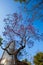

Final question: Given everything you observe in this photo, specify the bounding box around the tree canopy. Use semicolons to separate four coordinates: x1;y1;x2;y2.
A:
0;0;43;65
33;52;43;65
22;59;31;65
14;0;26;3
1;0;43;63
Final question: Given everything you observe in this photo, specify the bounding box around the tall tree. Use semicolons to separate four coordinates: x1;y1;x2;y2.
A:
1;12;43;65
1;0;43;65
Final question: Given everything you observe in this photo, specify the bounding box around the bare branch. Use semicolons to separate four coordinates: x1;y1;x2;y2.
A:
1;46;13;55
14;45;25;56
1;43;25;56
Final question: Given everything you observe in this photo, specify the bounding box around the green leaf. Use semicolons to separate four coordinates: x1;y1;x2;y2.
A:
14;0;26;3
0;37;3;46
33;52;43;65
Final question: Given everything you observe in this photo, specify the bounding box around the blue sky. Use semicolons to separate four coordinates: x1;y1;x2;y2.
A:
0;0;19;58
0;0;43;62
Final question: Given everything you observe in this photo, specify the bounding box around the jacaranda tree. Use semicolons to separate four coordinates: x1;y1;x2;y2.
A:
1;12;43;65
1;0;43;65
